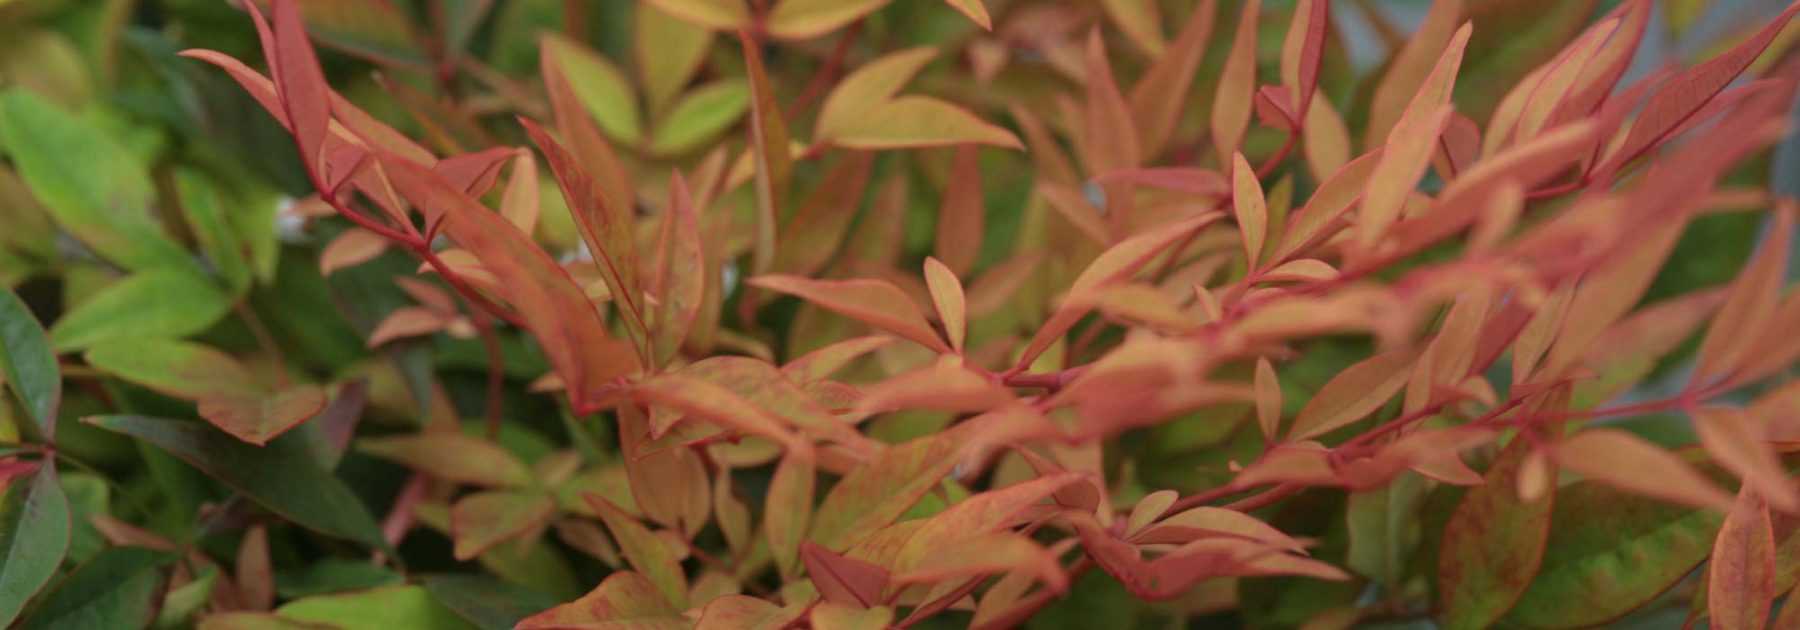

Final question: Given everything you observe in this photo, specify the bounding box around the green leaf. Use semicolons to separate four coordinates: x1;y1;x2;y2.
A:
48;270;232;352
0;90;194;274
649;79;750;156
0;465;71;627
173;168;253;295
541;34;643;144
83;338;260;400
1438;439;1554;629
83;415;387;549
420;574;558;630
275;560;403;600
19;547;170;630
156;563;220;628
57;473;107;565
0;288;58;438
1346;470;1426;588
277;585;478;630
1501;481;1724;628
450;491;556;560
358;433;535;488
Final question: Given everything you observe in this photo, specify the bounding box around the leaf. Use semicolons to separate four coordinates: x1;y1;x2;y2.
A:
173;169;253;295
0;289;57;438
694;595;798;630
811;435;961;550
801;542;891;607
1210;0;1259;165
1604;1;1800;176
766;453;816;579
811;603;894;630
358;433;534;488
277;586;476;630
632;373;809;451
1553;429;1732;511
1537;213;1689;379
1253;358;1282;442
893;532;1067;592
637;4;715;115
318;228;388;276
539;34;642;144
583;496;689;609
1015;214;1216;369
650;79;749;156
0;465;71;627
248;0;427;66
1082;29;1141;201
651;173;706;365
1279;0;1329;124
1276;148;1383;261
48;269;232;352
922;258;968;353
765;0;891;40
375;151;638;414
934;146;984;277
894;472;1084;572
197;384;330;446
739;32;791;275
1437;438;1553;629
782;336;893;382
1695;203;1792;387
773;152;876;277
817;48;939;142
750;275;949;353
237;525;275;611
826;96;1021;150
1348;472;1427;588
1231;153;1267;270
420;574;559;630
1129;0;1216;158
943;0;991;29
1359;22;1470;249
1694;407;1799;512
1101;0;1165;56
1364;0;1463;146
85;416;387;548
18;547;169;630
1288;346;1419;441
1503;481;1726;628
451;491;556;561
642;0;749;31
0;90;194;274
1711;486;1776;630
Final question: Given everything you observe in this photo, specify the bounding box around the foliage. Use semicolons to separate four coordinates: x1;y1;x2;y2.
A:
4;0;1800;628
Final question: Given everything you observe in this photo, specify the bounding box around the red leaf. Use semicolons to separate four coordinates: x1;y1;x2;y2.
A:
197;384;330;446
801;541;892;608
749;274;950;353
1711;486;1777;630
270;0;331;180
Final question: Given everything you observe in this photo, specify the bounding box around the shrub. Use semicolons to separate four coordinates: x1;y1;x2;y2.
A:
4;0;1800;627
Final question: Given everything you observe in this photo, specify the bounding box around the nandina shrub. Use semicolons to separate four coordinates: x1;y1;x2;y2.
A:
5;0;1800;627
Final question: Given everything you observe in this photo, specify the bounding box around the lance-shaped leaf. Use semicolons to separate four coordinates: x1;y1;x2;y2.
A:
643;0;749;31
1437;437;1553;629
1694;407;1798;513
1210;0;1259;165
1279;0;1329;124
1503;480;1726;627
633;372;810;453
1129;0;1215;158
1016;214;1217;369
893;532;1067;593
1364;0;1462;145
1253;358;1282;441
774;152;876;276
649;80;750;156
0;288;57;438
1553;429;1732;511
1083;29;1140;210
1275;148;1382;261
583;496;689;609
750;275;949;353
854;357;1014;417
48;269;232;352
0;90;193;274
1711;486;1776;630
638;4;715;116
694;595;801;629
802;542;891;608
1287;346;1419;441
766;453;816;579
944;0;991;29
1231;153;1267;270
766;0;891;40
1536;214;1687;379
0;465;70;627
1359;24;1468;249
651;173;706;365
269;0;331;183
934;146;984;277
318;228;387;276
923;258;968;353
247;0;427;67
1602;1;1800;177
818;48;937;141
196;384;330;446
84;416;386;549
1101;0;1165;56
375;152;638;413
814;48;1018;150
358;433;534;488
783;336;893;382
811;435;962;550
615;405;710;537
738;32;791;276
237;525;274;611
812;603;893;630
1546;0;1650;128
515;571;684;629
539;34;642;144
894;472;1084;572
677;357;875;450
1393;121;1596;256
451;491;556;561
1131;505;1305;551
1695;204;1792;387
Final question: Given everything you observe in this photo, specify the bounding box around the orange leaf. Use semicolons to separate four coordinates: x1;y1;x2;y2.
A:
367;307;447;347
765;0;891;40
892;532;1067;593
1210;0;1260;165
632;373;810;453
1302;95;1351;181
943;0;991;30
358;432;533;487
449;491;555;560
750;274;949;353
196;384;329;446
516;571;682;629
1363;0;1462;146
1695;407;1800;512
923;258;968;352
776;153;877;276
811;435;962;550
317;228;387;276
1278;0;1329;122
766;452;816;579
1129;0;1216;158
1083;29;1140;218
782;336;894;382
616;405;711;536
585;495;691;609
934;146;984;277
1696;203;1793;387
1359;100;1455;250
894;472;1085;572
1552;429;1732;511
1536;215;1687;380
1254;357;1281;442
854;356;1014;417
739;31;791;274
1711;485;1777;630
1275;148;1383;261
1230;152;1267;270
498;149;539;233
650;172;706;365
1288;346;1419;441
801;541;892;608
